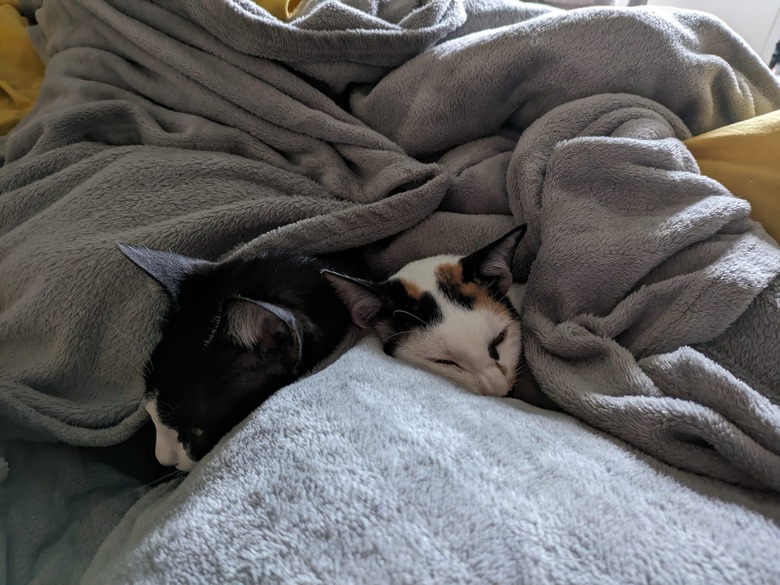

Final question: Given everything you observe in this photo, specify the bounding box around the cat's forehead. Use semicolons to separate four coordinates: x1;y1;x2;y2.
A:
393;255;462;293
392;254;506;314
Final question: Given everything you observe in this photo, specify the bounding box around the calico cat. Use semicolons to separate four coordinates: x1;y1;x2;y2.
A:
323;226;528;398
120;245;352;471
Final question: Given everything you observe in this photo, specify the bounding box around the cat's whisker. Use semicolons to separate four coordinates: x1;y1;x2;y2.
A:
392;309;427;326
102;321;140;345
125;468;186;496
155;399;178;417
142;468;183;488
384;329;416;342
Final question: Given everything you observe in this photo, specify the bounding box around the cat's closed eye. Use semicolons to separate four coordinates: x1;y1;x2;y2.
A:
488;328;507;360
432;358;461;368
190;427;205;437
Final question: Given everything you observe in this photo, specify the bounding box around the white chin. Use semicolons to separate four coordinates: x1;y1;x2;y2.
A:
481;388;510;397
176;458;196;472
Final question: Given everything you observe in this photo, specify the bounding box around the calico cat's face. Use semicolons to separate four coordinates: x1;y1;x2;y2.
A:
120;246;349;471
324;226;526;397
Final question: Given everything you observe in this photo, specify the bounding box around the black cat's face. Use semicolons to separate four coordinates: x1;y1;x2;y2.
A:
119;245;348;471
142;294;302;470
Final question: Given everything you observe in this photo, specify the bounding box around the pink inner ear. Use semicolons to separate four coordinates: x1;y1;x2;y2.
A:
481;253;513;293
482;256;511;279
495;271;514;294
349;294;384;329
480;231;522;292
225;300;285;348
324;273;383;330
482;261;513;292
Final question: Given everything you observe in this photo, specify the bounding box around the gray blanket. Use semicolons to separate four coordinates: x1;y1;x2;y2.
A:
83;339;780;585
2;0;780;582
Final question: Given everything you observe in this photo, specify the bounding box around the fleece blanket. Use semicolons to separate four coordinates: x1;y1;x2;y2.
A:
2;0;780;582
82;338;780;585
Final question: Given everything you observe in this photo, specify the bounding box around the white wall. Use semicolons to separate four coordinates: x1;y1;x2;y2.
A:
646;0;780;64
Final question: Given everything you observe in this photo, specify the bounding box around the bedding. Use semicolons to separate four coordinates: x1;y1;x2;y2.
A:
1;0;780;583
0;0;44;137
685;110;780;242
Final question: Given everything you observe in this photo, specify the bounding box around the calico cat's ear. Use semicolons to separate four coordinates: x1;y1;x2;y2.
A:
321;270;385;330
460;225;527;294
118;245;207;300
222;298;303;368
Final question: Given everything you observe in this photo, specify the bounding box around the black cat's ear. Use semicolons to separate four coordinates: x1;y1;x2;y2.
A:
321;270;385;330
118;244;207;300
222;298;303;367
460;225;527;294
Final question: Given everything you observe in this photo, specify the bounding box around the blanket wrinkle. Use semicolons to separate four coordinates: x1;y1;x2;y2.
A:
694;276;780;408
512;94;780;489
74;0;476;93
351;9;780;157
2;0;780;583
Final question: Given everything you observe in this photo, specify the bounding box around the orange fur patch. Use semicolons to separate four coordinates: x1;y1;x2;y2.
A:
434;262;463;284
435;262;510;316
399;278;422;299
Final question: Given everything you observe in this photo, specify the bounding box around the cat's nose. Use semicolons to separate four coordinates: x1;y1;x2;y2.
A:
478;367;511;397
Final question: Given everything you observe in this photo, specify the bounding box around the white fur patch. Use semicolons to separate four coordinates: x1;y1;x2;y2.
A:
145;401;195;471
395;255;461;291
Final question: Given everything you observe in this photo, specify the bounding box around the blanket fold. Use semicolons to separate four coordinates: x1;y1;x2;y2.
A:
510;94;780;489
351;8;780;156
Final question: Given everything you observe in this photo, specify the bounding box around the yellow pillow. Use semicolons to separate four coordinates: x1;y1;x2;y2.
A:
0;0;44;135
685;110;780;243
253;0;303;20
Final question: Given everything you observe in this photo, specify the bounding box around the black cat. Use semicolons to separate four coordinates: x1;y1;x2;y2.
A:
120;245;353;471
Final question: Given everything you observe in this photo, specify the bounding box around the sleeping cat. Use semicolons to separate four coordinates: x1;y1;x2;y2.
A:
120;245;352;471
323;226;528;398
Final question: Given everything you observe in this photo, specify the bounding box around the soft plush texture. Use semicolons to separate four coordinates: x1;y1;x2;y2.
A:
82;339;780;585
1;0;780;583
512;94;780;490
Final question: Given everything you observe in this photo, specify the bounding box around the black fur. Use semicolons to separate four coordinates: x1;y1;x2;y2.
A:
459;225;526;302
437;278;476;310
374;281;442;354
122;246;352;464
320;273;442;355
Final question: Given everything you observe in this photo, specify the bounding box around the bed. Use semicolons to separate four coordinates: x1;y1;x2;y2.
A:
2;0;780;583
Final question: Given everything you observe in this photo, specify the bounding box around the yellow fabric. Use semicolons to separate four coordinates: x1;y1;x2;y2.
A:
686;110;780;242
252;0;302;20
0;0;44;135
